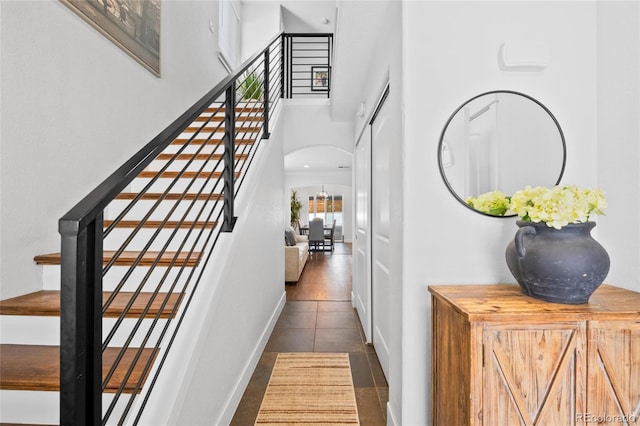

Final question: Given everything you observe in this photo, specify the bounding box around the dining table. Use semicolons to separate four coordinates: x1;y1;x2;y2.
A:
298;226;333;236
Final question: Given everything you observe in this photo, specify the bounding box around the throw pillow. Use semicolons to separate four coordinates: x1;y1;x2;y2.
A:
285;229;297;246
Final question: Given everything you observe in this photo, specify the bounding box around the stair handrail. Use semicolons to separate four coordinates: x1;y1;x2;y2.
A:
58;31;283;426
59;31;283;232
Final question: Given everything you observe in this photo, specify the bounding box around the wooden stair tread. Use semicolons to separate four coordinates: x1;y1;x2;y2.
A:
194;115;263;123
195;116;261;123
0;290;182;319
115;192;223;201
136;170;240;179
0;344;157;393
104;219;216;229
34;250;201;267
183;125;262;133
155;153;247;161
203;106;264;114
193;123;262;129
171;137;255;146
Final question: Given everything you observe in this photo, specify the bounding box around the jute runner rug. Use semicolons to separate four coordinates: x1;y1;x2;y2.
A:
255;352;360;425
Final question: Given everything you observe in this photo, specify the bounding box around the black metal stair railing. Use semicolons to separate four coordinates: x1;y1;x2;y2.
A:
282;33;333;98
58;32;284;425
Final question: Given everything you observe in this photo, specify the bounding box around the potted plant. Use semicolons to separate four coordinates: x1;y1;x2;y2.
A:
239;70;263;100
504;185;609;304
290;190;302;230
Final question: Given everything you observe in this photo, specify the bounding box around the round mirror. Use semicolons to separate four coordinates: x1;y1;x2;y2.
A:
438;90;566;216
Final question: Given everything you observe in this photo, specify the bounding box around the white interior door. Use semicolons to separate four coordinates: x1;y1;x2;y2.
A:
353;130;372;343
371;86;391;379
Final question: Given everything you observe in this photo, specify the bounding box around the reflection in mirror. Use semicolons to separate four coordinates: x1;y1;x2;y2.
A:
438;90;566;216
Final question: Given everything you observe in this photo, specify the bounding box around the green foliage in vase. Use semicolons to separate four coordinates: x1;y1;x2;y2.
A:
510;185;607;229
290;190;303;227
239;70;263;100
466;190;511;216
467;185;608;229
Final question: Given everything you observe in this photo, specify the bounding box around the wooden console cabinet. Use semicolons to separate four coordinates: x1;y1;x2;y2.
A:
429;284;640;426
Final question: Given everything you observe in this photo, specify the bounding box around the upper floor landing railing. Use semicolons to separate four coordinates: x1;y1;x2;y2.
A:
282;34;333;99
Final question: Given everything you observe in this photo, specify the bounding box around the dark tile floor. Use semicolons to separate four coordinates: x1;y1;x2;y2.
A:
230;243;388;425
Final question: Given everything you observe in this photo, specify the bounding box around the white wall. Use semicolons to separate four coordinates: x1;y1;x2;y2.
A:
0;2;3;299
0;0;229;299
402;2;600;424
137;110;286;425
241;1;282;63
596;1;640;290
172;124;285;425
283;100;354;153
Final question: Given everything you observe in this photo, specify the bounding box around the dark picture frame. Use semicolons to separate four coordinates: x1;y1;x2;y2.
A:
60;0;161;77
311;66;330;91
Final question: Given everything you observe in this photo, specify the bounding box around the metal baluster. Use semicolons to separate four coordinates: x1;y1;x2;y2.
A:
222;84;237;232
59;214;103;426
263;49;271;139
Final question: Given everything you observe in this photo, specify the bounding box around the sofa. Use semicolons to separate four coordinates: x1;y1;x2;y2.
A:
285;229;309;282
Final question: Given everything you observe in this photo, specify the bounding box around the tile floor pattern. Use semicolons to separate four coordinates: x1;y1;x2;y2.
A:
231;244;388;425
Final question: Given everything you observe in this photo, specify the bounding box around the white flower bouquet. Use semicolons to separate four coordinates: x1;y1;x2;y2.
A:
466;190;511;216
466;185;607;229
509;185;607;229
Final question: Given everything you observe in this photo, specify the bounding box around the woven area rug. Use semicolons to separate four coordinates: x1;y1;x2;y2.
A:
255;353;359;425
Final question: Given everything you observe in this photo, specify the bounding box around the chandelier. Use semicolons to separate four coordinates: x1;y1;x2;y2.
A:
316;185;329;199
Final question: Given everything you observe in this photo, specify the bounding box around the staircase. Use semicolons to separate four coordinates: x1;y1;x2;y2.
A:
0;30;338;424
0;99;269;425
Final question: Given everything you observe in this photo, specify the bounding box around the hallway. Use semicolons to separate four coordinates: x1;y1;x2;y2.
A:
231;243;388;424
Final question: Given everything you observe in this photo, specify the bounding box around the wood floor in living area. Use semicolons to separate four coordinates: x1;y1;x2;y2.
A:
231;242;388;425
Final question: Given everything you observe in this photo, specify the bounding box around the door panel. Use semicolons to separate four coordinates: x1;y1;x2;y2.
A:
371;95;392;379
588;320;640;422
353;130;371;343
483;322;587;425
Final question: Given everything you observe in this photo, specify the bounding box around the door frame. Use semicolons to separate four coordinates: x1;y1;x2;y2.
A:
352;82;391;346
354;122;372;343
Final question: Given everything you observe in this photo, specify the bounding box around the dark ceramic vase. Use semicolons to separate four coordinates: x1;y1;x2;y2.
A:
505;221;610;304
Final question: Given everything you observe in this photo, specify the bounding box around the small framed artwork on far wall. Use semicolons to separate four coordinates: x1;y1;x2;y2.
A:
311;66;330;91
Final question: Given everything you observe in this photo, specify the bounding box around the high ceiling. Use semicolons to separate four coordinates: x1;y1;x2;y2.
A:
275;0;391;172
280;0;337;33
278;0;390;121
284;146;353;172
330;1;392;122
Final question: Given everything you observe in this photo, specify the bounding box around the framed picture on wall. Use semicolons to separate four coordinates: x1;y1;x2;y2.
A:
311;66;330;91
60;0;161;76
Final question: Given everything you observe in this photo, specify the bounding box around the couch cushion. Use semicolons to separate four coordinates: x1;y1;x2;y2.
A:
294;234;309;243
296;243;306;259
284;241;309;282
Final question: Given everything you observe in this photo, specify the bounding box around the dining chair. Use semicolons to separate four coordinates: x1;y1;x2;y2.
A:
324;219;336;251
308;218;325;252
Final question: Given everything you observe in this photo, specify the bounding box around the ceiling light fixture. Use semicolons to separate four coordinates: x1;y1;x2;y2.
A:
304;164;310;168
316;185;329;199
320;17;330;24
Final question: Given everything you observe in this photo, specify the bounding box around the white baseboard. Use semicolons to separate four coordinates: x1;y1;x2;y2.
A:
387;400;399;426
217;291;286;424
